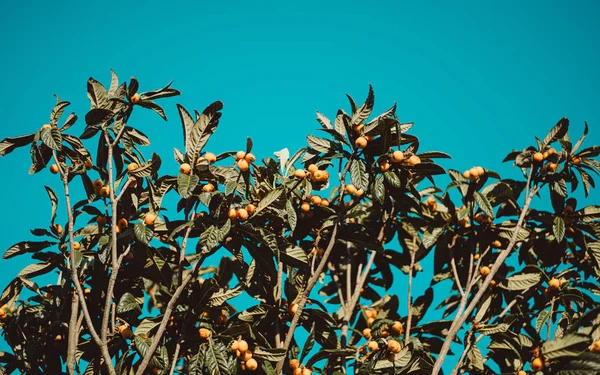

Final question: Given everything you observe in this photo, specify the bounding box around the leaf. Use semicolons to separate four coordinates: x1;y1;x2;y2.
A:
476;323;510;335
3;241;55;260
286;200;297;232
281;245;308;267
499;272;541;291
350;159;368;191
44;186;58;224
204;340;229;375
536;309;550;333
200;220;231;251
254;189;283;216
87;77;108;108
18;260;56;278
134;319;160;337
84;108;113;126
351;85;374;125
50;101;70;125
373;175;385;204
306;135;335;153
136;100;168;120
474;191;494;219
129;153;161;178
468;345;484;371
0;134;35;157
177;173;199;198
208;285;243;307
253;347;287;362
185;101;223;162
117;292;141;314
482;182;514;206
315;111;332;129
306;349;355;368
133;222;153;245
543;117;569;147
542;333;590;361
41;127;62;151
300;323;316;362
554;216;566;243
422;227;443;249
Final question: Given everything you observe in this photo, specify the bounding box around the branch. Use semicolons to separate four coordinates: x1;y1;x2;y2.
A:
115;177;134;203
404;236;417;345
431;184;540;375
168;342;181;375
66;293;79;375
328;262;347;313
55;154;116;375
134;258;204;375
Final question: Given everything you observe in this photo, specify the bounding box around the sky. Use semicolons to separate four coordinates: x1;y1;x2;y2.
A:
0;0;599;373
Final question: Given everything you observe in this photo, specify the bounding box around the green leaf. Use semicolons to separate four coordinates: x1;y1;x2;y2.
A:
300;323;316;363
41;127;62;151
474;191;495;219
554;216;566;243
134;319;160;337
373;175;385;204
350;159;368;191
422;227;443;249
253;347;287;362
556;352;600;374
316;111;332;129
18;260;56;278
129;153;161;178
208;285;243;307
50;101;70;125
307;135;336;153
536;309;550;333
543;117;569;147
0;134;35;157
499;272;541;291
476;323;510;335
177;173;199;198
117;292;141;314
200;220;231;252
84;108;113;126
351;85;374;126
482;182;514;206
133;222;153;245
282;245;308;267
3;241;55;260
286;200;297;232
185;101;223;162
468;345;484;371
542;333;590;361
204;340;229;375
306;348;355;368
254;188;283;216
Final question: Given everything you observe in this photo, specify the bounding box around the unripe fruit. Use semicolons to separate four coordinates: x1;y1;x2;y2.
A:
295;169;307;179
355;136;368;149
237;159;250;172
236;151;246;160
50;164;59;174
289;359;300;369
368;341;379;351
533;152;544;163
246;358;258;371
480;266;491;276
180;163;192;175
392;150;404;163
127;163;139;172
73;242;81;250
387;340;401;353
131;93;141;103
238;340;249;353
228;209;238;220
199;328;212;339
145;213;157;225
245;153;256;163
100;186;110;197
549;278;560;290
408;155;421;165
301;202;311;212
204;152;217;163
307;164;318;174
531;357;543;371
362;328;372;338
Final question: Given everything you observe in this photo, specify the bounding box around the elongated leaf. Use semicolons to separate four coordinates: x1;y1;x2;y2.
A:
18;260;56;278
350;159;368;191
255;189;283;216
41;127;62;151
117;292;141;314
536;310;550;333
554;216;566;243
186;101;223;162
133;223;153;245
3;241;55;260
44;186;58;224
499;272;541;291
307;135;335;153
253;347;287;362
177;173;199;198
542;333;590;360
315;111;332;129
204;340;229;375
351;85;374;125
474;191;494;219
208;285;243;307
543;117;569;147
286;200;297;232
0;134;35;157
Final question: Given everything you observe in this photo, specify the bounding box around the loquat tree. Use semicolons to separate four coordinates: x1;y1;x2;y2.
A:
0;71;599;375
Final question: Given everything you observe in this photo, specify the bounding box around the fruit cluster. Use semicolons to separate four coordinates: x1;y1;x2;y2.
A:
300;195;330;213
227;203;256;221
289;359;312;375
230;338;259;371
235;151;256;172
462;166;485;182
294;164;330;183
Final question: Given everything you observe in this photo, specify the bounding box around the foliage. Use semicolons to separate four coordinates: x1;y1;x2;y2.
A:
0;71;599;375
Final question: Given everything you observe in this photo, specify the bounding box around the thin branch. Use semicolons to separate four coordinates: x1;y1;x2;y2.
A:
168;342;181;375
66;293;79;375
115;177;134;203
547;297;555;340
404;236;417;345
431;183;540;375
328;262;347;312
134;258;204;375
100;245;131;352
55;154;116;375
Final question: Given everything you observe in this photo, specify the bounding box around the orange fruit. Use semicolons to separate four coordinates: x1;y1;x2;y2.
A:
236;150;246;160
245;153;256;163
237;159;250;172
573;156;582;164
294;368;302;375
242;351;253;361
301;202;311;212
353;123;364;132
548;163;557;171
231;340;240;351
548;278;560;290
543;151;549;159
118;325;133;339
475;166;485;176
391;321;404;334
480;266;491;276
518;371;526;375
245;204;256;214
362;328;372;338
199;328;212;339
93;179;103;192
202;183;215;193
367;317;375;326
469;167;479;178
427;196;436;205
41;124;52;131
307;164;318;174
127;163;139;172
238;340;249;352
387;340;401;353
237;208;249;221
180;163;192;175
368;341;379;351
246;358;258;371
289;359;300;369
591;340;600;352
301;368;312;375
321;199;330;207
355;188;364;197
84;160;93;170
99;185;110;197
228;209;238;220
474;253;480;260
408;155;421;165
131;93;141;103
204;152;217;163
50;164;59;174
531;357;543;371
53;224;63;235
380;160;390;172
289;303;299;314
391;150;404;163
145;213;157;225
72;242;81;250
118;218;128;230
492;240;501;248
463;170;471;179
96;216;107;226
310;195;322;205
346;184;357;195
295;169;307;179
355;136;368;149
548;148;557;155
533;152;544;163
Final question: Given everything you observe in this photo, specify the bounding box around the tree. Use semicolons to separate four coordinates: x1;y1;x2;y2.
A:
0;71;599;375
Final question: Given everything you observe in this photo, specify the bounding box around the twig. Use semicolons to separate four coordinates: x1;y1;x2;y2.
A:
328;262;347;313
54;154;116;375
67;293;79;375
547;298;555;340
168;342;181;375
115;177;134;203
134;258;204;375
404;236;417;345
431;182;540;375
100;245;131;351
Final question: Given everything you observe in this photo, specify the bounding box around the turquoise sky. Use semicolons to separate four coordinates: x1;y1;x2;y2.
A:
1;0;599;373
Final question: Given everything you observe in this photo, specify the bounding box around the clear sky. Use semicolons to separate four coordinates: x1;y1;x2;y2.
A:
0;0;599;372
